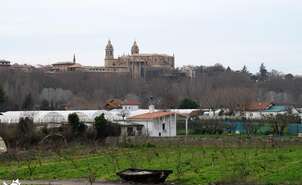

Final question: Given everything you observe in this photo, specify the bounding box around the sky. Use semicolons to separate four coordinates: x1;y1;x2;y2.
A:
1;0;302;74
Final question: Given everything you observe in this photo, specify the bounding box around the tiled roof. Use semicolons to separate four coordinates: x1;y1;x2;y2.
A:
104;99;122;110
246;102;272;111
52;62;74;65
68;63;82;68
122;99;141;105
128;111;176;120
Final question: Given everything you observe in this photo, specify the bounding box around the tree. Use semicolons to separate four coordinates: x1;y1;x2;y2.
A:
22;93;34;110
68;113;86;135
178;98;199;109
241;65;248;74
17;117;36;147
0;85;5;105
193;119;224;135
266;114;301;136
94;113;120;139
259;63;268;81
95;113;107;138
285;73;294;80
226;66;232;72
269;69;282;79
204;63;225;74
18;117;34;136
243;120;263;135
40;99;50;110
39;88;73;109
4;64;302;112
0;85;6;111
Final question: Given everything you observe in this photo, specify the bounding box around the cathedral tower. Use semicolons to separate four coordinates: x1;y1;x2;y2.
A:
105;40;114;59
131;41;139;55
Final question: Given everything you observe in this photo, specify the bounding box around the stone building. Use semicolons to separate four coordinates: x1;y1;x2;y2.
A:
0;60;36;72
46;41;176;79
51;54;83;72
0;60;11;67
103;40;175;79
181;65;197;78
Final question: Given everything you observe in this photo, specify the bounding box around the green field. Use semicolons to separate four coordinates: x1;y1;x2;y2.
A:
1;139;302;185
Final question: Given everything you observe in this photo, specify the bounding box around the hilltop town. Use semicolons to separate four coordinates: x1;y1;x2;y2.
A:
0;40;196;79
2;1;302;185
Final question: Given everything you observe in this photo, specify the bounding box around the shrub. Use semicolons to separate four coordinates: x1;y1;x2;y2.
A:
0;123;17;149
0;118;44;149
178;98;199;109
17;117;42;148
94;113;120;139
0;84;6;111
68;113;86;136
191;119;224;135
266;114;301;136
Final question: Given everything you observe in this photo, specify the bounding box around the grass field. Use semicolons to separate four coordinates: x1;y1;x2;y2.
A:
1;137;302;185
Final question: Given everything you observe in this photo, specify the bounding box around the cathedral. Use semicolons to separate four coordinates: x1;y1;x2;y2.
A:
49;40;176;79
103;40;175;79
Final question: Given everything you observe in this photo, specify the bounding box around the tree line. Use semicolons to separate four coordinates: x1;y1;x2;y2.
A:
0;63;302;111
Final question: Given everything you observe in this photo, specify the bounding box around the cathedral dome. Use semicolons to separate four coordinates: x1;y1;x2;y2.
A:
131;41;139;55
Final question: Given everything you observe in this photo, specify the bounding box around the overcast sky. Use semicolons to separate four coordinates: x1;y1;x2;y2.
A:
1;0;302;74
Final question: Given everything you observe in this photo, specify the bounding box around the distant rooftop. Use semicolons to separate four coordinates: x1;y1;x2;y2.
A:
52;61;74;65
128;111;176;120
120;53;173;58
264;105;288;112
246;102;272;111
0;60;11;65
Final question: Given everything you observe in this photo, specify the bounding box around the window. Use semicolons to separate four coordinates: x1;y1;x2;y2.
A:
162;123;166;131
127;127;134;136
137;127;142;136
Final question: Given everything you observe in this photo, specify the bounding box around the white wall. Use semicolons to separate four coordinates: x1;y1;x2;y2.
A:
134;114;177;137
244;111;263;119
0;115;4;123
245;111;288;119
122;105;139;111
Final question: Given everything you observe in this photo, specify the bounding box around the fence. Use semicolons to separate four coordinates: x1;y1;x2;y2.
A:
177;120;302;135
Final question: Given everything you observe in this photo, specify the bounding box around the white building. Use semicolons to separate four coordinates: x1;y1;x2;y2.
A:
0;60;11;67
240;103;297;120
0;109;199;137
181;65;197;78
127;111;180;137
238;102;272;120
121;99;141;111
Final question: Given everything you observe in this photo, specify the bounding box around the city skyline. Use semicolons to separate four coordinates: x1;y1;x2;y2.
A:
1;0;302;74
